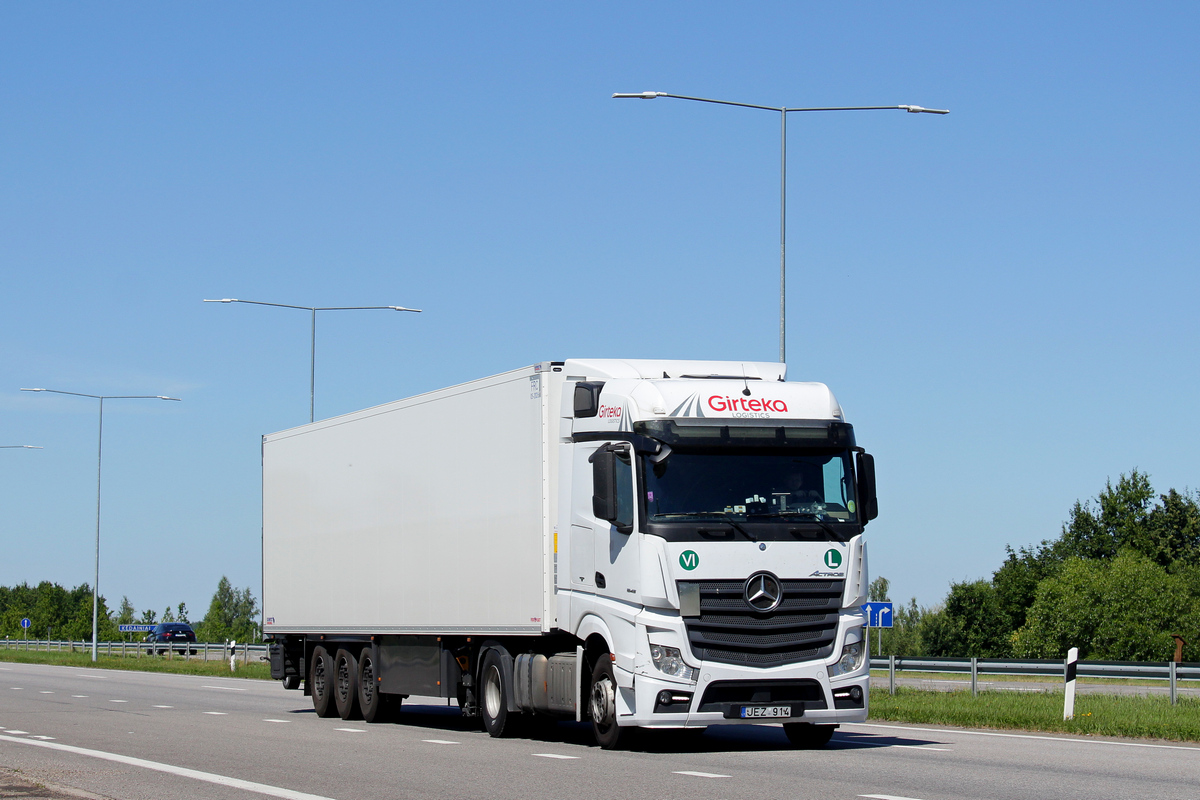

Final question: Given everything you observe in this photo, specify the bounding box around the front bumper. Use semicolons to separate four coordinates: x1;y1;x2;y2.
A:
619;659;869;728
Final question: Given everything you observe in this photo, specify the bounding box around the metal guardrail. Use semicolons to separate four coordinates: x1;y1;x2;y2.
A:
1;638;267;663
869;656;1200;681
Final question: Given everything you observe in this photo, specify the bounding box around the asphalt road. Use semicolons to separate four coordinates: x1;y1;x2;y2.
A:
2;661;1198;800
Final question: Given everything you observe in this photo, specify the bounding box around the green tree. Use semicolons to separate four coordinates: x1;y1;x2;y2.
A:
868;576;890;602
928;580;1011;657
195;577;259;643
1012;551;1200;661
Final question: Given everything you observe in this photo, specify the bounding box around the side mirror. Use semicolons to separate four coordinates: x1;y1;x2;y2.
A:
856;452;879;522
590;447;618;521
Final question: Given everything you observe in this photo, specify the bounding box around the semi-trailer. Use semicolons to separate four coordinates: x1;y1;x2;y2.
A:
264;358;878;749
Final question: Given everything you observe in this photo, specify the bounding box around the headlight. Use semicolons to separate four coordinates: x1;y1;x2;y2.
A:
828;640;865;677
649;644;696;680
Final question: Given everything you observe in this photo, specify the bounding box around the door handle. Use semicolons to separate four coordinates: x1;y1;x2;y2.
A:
595;572;606;589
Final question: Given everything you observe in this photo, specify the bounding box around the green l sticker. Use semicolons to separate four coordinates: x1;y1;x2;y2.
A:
679;550;700;571
824;549;843;569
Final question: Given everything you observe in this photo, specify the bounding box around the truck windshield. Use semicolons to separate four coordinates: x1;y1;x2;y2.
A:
642;448;857;523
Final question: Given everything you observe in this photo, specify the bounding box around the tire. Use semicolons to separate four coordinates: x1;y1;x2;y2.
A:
282;675;301;691
310;646;338;718
783;722;836;749
479;649;515;737
334;649;362;720
358;649;396;723
589;657;628;750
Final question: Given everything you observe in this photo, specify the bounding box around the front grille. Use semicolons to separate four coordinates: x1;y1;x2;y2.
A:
680;579;843;668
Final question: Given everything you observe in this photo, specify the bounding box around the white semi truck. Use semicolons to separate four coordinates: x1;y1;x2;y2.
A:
263;359;877;749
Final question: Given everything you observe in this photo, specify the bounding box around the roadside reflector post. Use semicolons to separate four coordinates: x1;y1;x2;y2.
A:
1169;660;1177;706
1063;647;1078;720
889;655;896;695
970;657;978;697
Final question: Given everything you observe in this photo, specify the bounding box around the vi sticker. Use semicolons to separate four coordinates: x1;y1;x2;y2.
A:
679;550;700;570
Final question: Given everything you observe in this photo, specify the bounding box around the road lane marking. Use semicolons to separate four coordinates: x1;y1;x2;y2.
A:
71;695;88;698
30;735;55;740
422;739;459;744
673;771;730;778
152;705;173;708
10;687;23;690
203;685;247;691
336;728;366;733
532;753;579;759
40;691;54;694
892;745;951;751
861;795;927;800
203;712;228;715
856;723;1200;752
263;719;290;723
0;733;339;800
7;730;30;735
108;699;127;703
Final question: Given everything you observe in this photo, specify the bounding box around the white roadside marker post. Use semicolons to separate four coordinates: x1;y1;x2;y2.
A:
1063;646;1078;720
229;640;237;673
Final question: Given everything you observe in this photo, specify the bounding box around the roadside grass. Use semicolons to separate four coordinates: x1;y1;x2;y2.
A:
869;686;1200;742
0;648;273;680
869;668;1200;689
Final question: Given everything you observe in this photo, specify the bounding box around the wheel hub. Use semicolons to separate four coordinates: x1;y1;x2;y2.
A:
590;675;616;726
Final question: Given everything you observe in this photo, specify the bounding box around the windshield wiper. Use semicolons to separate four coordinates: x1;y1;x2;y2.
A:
764;511;840;539
653;512;757;542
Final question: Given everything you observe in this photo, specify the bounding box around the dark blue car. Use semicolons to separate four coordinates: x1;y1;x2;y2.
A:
144;623;197;655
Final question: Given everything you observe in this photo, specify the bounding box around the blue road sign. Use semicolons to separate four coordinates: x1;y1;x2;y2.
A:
861;602;894;628
118;624;156;633
20;617;32;629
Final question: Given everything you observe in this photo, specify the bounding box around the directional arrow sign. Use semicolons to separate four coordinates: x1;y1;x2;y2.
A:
860;602;894;628
20;617;31;630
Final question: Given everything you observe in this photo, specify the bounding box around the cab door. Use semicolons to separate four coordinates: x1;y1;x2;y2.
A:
593;444;641;606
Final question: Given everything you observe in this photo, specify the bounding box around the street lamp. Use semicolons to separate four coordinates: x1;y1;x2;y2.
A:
613;91;949;363
19;388;181;662
203;299;422;423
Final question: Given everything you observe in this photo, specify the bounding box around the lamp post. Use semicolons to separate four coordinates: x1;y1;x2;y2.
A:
203;299;422;423
19;388;181;662
613;91;948;363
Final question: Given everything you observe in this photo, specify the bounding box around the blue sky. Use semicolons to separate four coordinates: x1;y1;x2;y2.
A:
2;3;1197;617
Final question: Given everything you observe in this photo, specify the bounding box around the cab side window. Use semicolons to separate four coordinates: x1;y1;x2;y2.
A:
614;450;634;530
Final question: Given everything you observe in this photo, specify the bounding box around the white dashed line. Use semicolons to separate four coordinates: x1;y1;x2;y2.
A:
336;728;367;733
152;705;173;708
0;734;338;800
202;685;247;691
108;699;127;703
203;712;228;716
263;719;290;723
30;735;55;740
10;687;23;690
532;753;579;759
71;695;88;698
892;745;951;751
673;771;730;779
7;730;30;735
421;739;459;744
861;795;928;800
40;691;54;694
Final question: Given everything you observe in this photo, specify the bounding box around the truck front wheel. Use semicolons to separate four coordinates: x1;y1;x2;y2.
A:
589;657;628;750
310;646;337;718
480;650;514;737
783;722;836;748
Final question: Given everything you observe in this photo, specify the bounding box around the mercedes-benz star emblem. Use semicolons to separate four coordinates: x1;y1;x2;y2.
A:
744;571;783;612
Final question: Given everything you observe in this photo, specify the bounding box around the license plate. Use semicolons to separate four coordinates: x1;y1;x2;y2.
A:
740;705;792;719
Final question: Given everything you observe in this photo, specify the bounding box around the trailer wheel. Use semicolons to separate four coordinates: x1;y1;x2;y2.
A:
334;649;362;720
783;723;836;748
480;650;514;737
310;646;338;717
358;650;395;723
589;657;628;750
282;675;301;691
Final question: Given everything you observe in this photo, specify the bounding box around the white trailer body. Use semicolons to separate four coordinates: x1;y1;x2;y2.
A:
263;367;555;635
263;359;878;749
